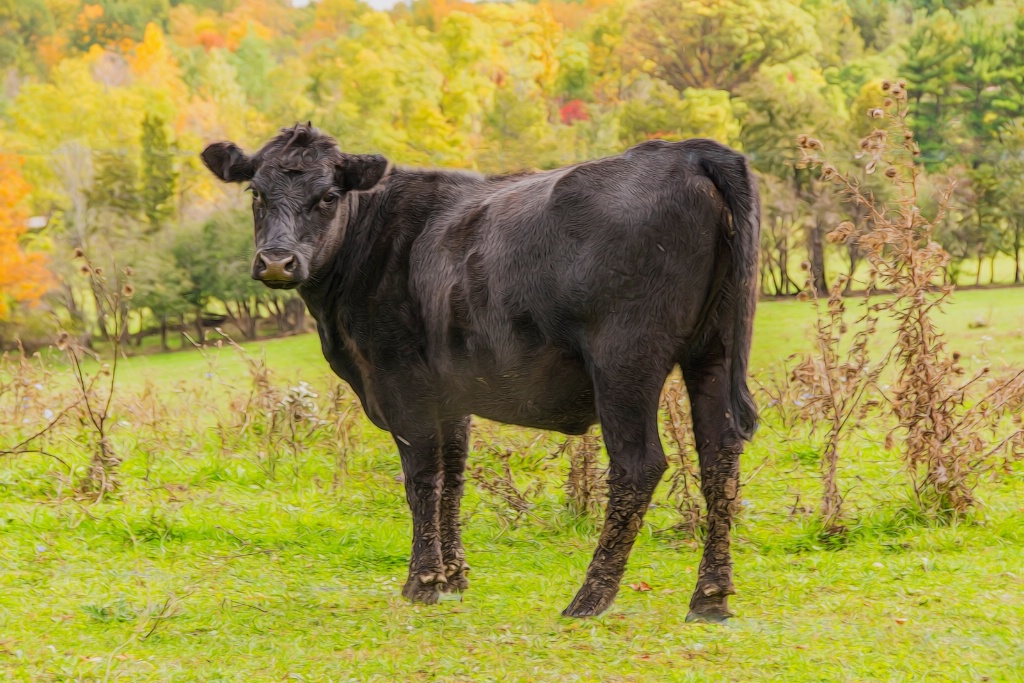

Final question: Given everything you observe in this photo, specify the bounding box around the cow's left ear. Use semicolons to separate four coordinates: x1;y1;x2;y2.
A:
337;154;390;192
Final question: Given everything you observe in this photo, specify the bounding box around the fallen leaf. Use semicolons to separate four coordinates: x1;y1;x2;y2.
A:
895;617;908;625
629;581;652;592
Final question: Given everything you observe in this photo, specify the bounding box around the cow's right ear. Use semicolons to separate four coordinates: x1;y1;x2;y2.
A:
201;142;255;183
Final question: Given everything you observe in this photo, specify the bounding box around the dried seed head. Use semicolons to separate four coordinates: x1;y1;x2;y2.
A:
883;98;894;108
78;264;91;276
122;283;136;298
800;261;811;272
72;247;85;259
827;221;855;244
881;80;892;91
869;108;885;119
55;330;71;351
123;266;134;277
94;266;104;277
885;166;898;178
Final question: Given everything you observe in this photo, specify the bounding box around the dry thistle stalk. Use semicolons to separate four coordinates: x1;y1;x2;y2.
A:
790;267;883;527
65;251;134;500
469;447;540;526
561;430;606;518
798;80;1024;518
660;376;702;537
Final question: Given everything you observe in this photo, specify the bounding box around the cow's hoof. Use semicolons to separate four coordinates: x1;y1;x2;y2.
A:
441;561;470;593
685;608;733;624
562;585;618;618
687;583;734;624
401;571;447;604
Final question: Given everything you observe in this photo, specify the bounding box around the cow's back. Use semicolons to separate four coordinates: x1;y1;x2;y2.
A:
408;140;729;427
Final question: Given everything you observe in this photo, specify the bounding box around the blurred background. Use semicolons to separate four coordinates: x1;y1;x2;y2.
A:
1;0;1023;352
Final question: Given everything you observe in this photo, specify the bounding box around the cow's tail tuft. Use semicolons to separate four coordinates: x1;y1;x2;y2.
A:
693;140;760;441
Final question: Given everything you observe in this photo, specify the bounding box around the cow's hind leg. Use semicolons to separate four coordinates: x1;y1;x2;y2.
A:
563;359;669;618
684;352;743;623
439;417;471;592
395;425;448;604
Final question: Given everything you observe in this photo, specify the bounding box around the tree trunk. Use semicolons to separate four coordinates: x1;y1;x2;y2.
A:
780;240;790;295
194;311;206;345
286;298;306;333
160;316;169;353
808;220;827;293
1015;225;1022;285
846;244;860;293
247;300;257;339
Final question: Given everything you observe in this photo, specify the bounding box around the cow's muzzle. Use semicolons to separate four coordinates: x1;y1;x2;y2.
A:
253;250;301;288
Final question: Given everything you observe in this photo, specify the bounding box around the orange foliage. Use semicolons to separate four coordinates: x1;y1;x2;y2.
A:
198;30;226;51
0;156;55;320
550;0;620;30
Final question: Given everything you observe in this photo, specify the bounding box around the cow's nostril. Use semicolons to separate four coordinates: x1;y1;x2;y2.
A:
282;255;296;273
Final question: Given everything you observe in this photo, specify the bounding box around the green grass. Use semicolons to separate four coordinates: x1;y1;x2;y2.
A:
3;290;1024;681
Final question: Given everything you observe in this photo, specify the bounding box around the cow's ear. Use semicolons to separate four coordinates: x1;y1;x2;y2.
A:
337;154;389;192
201;142;255;183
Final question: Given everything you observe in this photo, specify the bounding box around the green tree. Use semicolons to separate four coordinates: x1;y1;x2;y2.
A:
140;114;178;232
622;0;820;92
128;244;193;351
902;9;966;166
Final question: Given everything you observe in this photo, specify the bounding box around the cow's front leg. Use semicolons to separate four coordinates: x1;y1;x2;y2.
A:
395;425;448;604
439;417;471;592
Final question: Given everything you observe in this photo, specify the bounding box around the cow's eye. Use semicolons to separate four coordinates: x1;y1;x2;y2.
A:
250;188;261;201
321;191;340;207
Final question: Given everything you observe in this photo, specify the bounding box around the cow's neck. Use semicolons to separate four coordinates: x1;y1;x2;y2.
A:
301;167;479;325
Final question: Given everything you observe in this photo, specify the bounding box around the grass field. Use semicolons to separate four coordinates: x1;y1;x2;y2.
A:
2;289;1024;681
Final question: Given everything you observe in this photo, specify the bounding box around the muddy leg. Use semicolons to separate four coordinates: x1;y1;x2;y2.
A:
684;358;743;623
439;417;471;592
563;374;668;618
395;425;448;604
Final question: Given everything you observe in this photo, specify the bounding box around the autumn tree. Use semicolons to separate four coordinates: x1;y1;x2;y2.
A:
0;155;54;323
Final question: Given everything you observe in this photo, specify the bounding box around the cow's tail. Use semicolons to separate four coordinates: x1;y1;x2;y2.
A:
693;140;760;441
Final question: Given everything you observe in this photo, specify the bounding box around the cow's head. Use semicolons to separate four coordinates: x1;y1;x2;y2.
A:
201;123;389;289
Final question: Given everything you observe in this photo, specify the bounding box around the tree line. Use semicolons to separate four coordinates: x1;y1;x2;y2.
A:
1;0;1023;349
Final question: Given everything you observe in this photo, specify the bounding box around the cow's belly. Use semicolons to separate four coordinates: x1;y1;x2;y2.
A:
446;349;597;435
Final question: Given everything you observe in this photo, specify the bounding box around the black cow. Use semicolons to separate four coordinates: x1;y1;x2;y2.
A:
201;124;759;621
